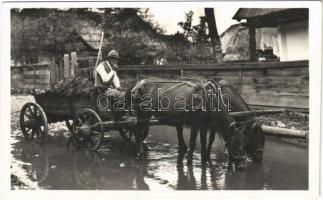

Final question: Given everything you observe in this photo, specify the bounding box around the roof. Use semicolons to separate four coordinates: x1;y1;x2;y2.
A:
232;8;309;28
79;26;103;50
233;8;288;21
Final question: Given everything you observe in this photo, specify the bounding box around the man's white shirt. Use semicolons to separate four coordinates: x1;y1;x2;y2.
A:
96;61;121;88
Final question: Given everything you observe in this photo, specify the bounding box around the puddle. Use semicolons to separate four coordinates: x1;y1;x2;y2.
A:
11;128;308;190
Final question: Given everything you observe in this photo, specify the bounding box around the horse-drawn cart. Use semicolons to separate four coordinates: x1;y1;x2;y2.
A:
19;93;149;151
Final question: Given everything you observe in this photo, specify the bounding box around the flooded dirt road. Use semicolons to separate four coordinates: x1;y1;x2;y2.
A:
11;96;308;190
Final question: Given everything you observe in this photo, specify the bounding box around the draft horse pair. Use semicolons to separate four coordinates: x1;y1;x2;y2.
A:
125;77;264;169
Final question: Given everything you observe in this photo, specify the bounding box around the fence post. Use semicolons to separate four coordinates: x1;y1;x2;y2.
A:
89;58;95;80
49;60;56;86
239;70;243;94
64;54;70;79
180;70;184;77
33;65;36;89
71;52;77;77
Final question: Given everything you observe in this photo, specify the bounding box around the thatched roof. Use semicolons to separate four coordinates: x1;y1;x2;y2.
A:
220;23;277;61
220;23;249;61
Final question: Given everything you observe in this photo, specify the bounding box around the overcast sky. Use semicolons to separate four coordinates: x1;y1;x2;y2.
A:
148;7;240;35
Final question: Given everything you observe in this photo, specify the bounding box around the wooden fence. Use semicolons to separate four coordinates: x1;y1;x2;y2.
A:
11;63;55;89
11;54;309;111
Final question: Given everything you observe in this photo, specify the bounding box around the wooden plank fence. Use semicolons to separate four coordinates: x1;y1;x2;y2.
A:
11;51;309;110
11;62;55;89
116;60;309;110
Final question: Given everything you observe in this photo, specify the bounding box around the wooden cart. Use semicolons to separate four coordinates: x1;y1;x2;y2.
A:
19;93;149;151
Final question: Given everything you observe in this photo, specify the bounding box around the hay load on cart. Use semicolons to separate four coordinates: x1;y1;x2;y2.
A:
19;77;147;151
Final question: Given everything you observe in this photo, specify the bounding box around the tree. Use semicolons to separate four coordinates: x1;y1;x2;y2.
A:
204;8;223;63
11;8;98;64
177;10;195;41
102;8;167;64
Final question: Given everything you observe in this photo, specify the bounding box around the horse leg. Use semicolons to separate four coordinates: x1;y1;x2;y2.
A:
200;126;208;164
206;127;216;162
134;111;151;159
187;125;198;165
135;130;145;159
176;125;187;155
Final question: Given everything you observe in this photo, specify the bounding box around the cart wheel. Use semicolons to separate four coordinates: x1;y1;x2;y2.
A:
119;126;149;141
73;108;104;151
19;102;48;144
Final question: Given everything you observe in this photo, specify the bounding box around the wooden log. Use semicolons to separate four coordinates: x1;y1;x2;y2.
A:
64;54;70;79
59;58;64;80
261;125;308;139
71;52;77;77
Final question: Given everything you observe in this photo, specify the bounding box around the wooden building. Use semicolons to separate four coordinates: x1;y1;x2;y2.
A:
233;8;309;61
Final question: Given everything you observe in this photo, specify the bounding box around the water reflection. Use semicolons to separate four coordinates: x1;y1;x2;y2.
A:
12;133;308;190
176;161;197;190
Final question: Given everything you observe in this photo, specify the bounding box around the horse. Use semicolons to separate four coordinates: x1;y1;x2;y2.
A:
206;80;265;162
125;77;247;169
181;78;265;167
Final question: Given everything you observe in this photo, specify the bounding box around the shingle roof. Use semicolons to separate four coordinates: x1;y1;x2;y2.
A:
79;26;103;50
233;8;290;21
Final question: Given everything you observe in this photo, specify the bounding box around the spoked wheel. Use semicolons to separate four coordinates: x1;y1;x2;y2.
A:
19;102;48;144
73;108;104;151
119;126;149;141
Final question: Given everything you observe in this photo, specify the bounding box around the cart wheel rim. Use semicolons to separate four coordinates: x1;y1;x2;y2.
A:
19;102;48;144
73;108;103;151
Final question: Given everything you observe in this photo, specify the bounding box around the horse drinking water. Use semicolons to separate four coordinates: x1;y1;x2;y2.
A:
126;77;247;169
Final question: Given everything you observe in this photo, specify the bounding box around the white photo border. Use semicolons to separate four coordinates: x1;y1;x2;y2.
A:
0;1;321;199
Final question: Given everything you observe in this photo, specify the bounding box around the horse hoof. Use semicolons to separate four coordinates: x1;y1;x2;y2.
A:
235;161;246;170
178;146;187;155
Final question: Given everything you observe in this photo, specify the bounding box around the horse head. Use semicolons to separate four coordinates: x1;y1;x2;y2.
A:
225;121;247;169
211;77;265;164
244;120;265;162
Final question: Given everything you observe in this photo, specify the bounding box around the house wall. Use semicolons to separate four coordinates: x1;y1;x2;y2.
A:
278;20;308;61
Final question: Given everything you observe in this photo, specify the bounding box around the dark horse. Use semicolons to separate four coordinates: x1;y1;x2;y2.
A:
183;78;265;167
125;77;247;169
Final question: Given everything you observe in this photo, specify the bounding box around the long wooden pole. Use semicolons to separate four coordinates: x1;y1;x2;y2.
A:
229;109;286;118
95;32;105;67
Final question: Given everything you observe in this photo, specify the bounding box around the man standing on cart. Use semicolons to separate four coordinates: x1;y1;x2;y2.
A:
95;49;123;96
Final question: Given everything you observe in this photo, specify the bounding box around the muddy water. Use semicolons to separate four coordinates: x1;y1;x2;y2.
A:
11;124;308;190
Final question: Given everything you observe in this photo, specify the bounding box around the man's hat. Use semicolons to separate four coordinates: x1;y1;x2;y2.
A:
107;50;120;60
